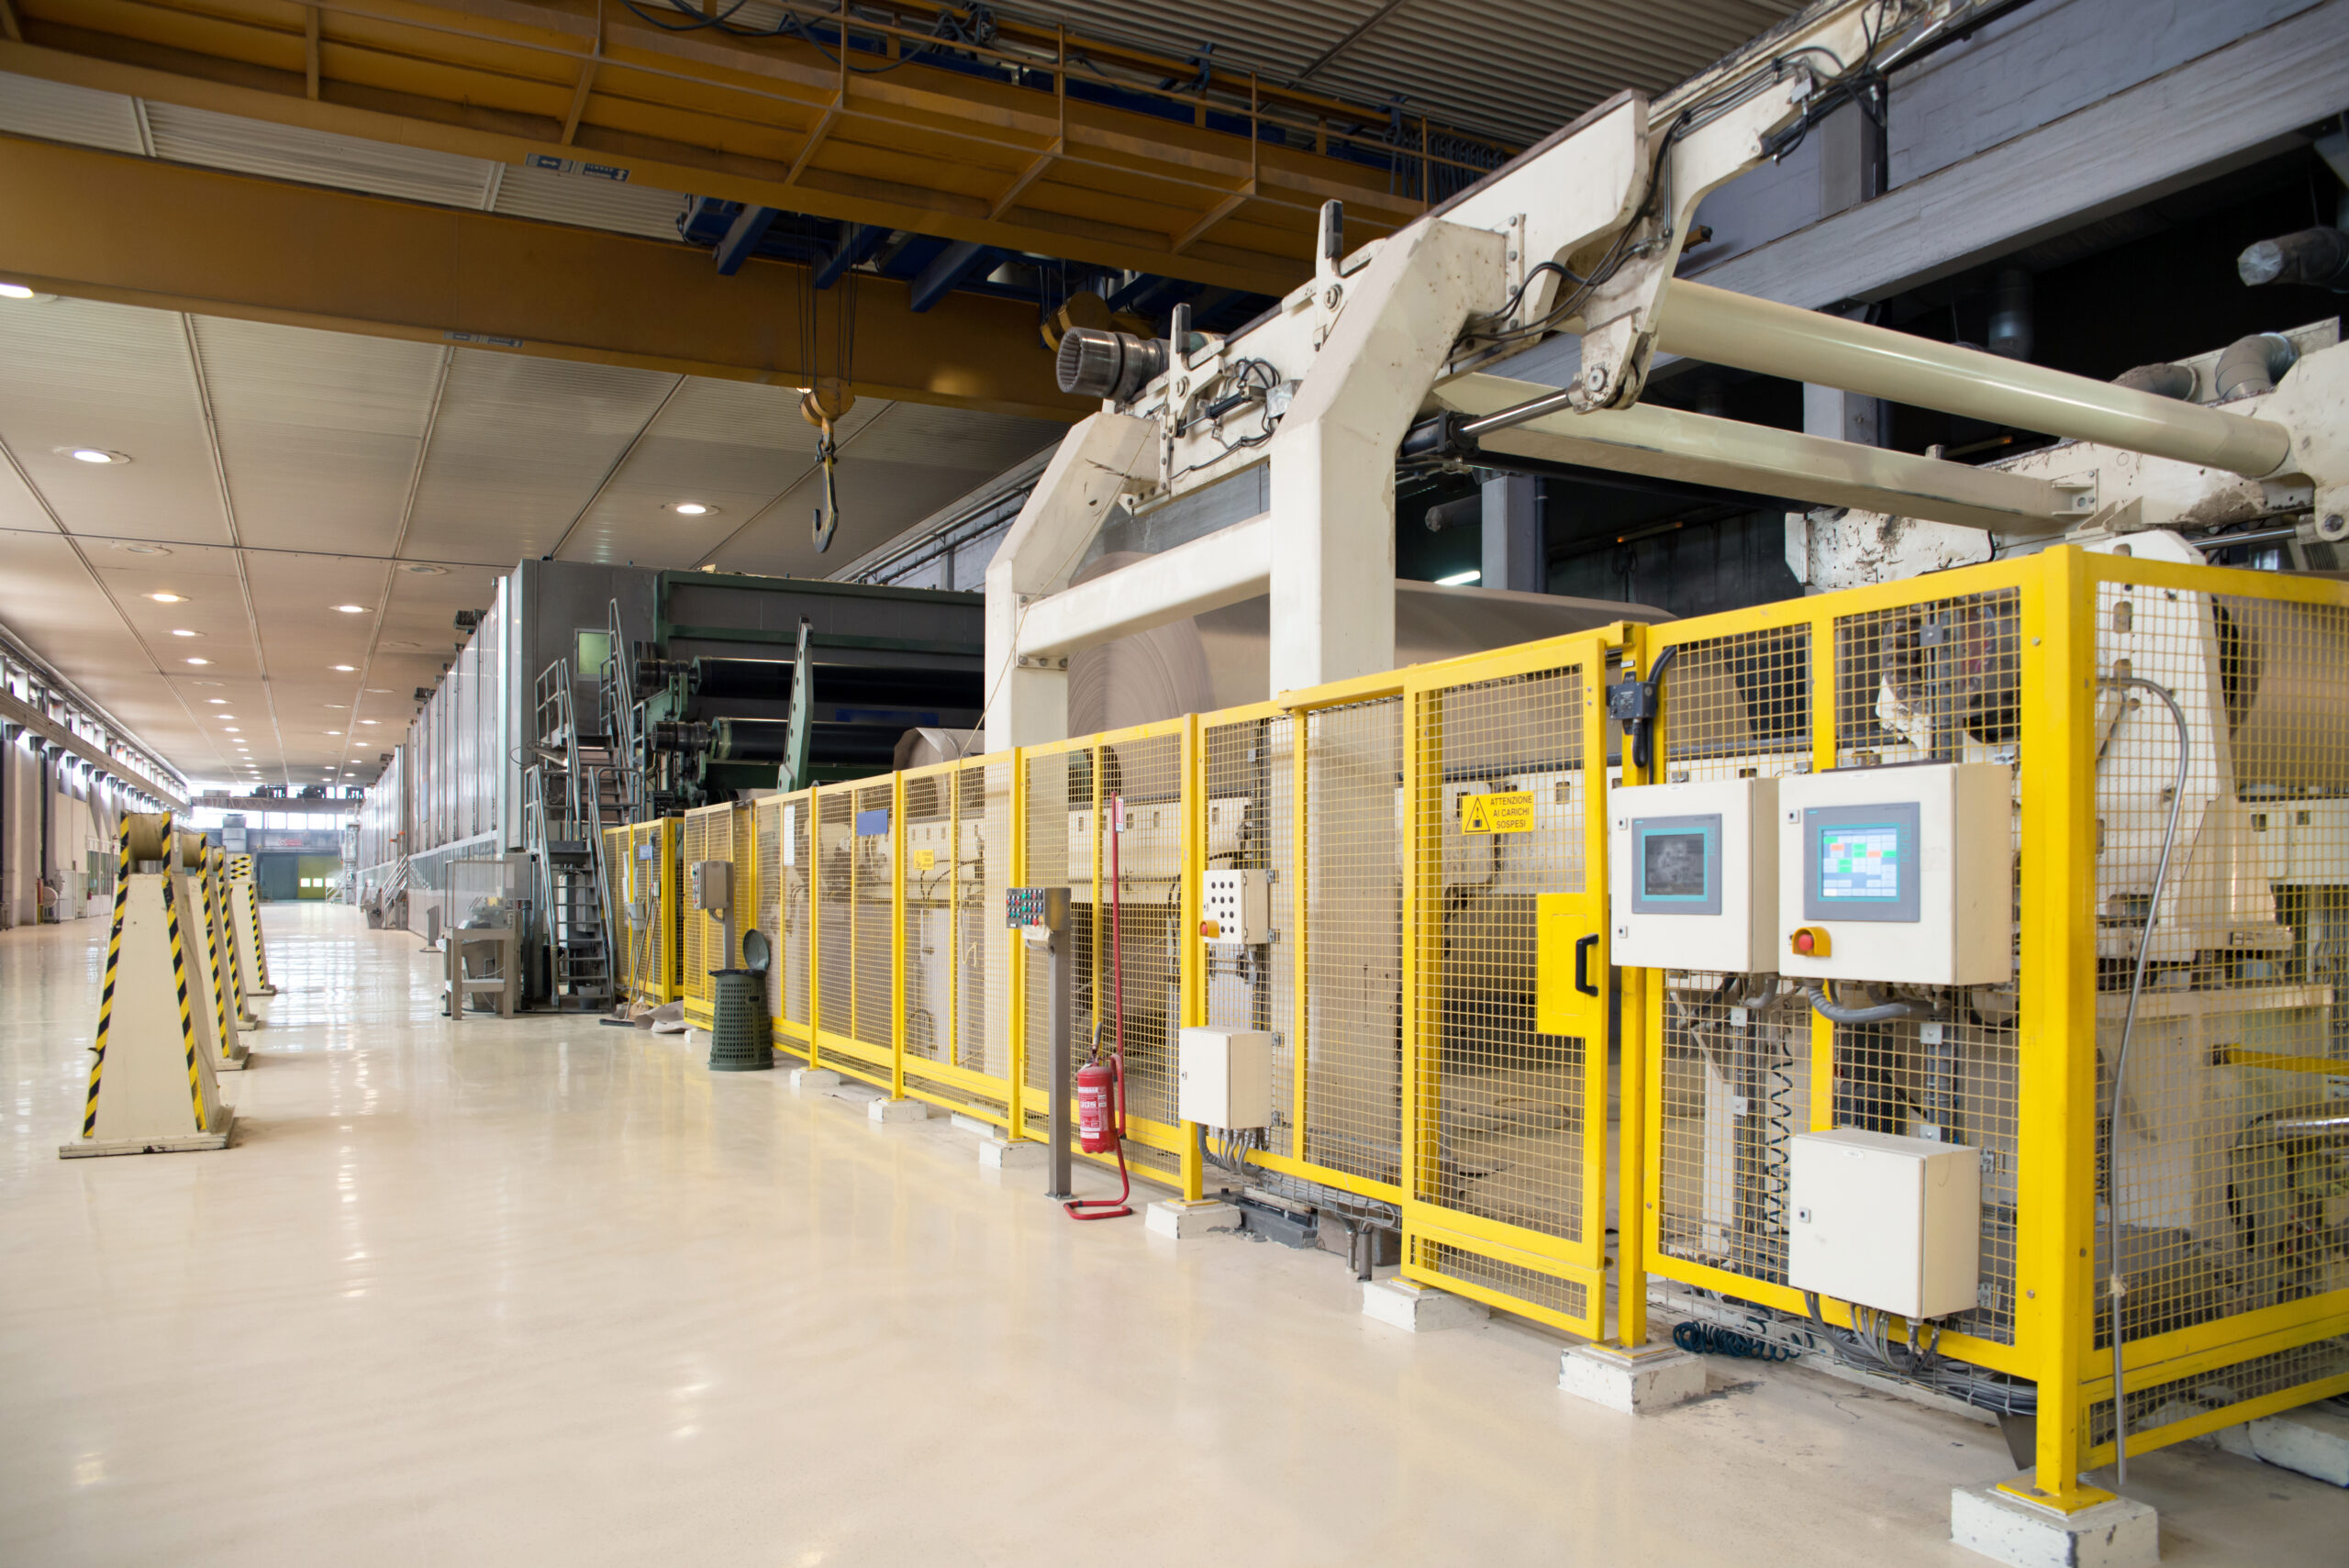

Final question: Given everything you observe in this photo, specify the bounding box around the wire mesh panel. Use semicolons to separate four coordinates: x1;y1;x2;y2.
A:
901;767;955;1069
777;791;814;1038
1022;745;1084;1131
1097;728;1186;1139
941;757;1014;1093
1302;696;1405;1187
2080;562;2349;1453
680;806;707;1008
753;795;789;1044
1648;624;1820;1297
602;825;632;1001
852;778;896;1055
1201;706;1295;1158
817;787;853;1041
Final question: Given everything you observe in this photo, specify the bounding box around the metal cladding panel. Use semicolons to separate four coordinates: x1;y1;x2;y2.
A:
141;100;499;208
402;352;681;565
0;68;146;151
189;317;445;557
0;295;227;547
489;161;693;238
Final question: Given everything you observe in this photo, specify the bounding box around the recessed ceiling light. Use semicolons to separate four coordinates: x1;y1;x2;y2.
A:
382;641;421;651
401;563;448;575
184;656;210;665
149;592;185;604
192;680;223;687
111;541;172;556
0;283;34;299
325;729;343;736
332;664;356;672
332;604;367;614
361;719;380;726
66;448;128;465
170;628;202;638
206;698;227;705
222;727;240;733
668;502;717;517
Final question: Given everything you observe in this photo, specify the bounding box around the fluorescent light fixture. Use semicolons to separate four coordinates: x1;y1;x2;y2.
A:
1434;569;1482;586
171;628;201;638
332;604;367;614
206;698;227;705
332;664;356;672
325;729;343;736
0;283;34;300
360;719;380;726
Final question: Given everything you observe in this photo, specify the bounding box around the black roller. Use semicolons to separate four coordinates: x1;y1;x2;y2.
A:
706;717;795;762
807;662;984;710
802;721;907;770
689;658;796;701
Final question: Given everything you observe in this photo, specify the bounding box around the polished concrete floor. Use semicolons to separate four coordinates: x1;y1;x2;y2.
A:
4;905;2343;1566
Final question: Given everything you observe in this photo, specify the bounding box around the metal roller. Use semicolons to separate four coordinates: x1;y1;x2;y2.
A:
687;658;795;701
1656;280;2295;479
123;812;171;865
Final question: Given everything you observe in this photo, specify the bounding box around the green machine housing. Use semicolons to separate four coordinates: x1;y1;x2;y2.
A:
618;572;984;812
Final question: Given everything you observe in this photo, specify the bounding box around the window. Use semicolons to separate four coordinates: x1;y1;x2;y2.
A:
575;628;613;682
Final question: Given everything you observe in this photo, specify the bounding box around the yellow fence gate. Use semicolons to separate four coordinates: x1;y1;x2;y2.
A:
1631;546;2349;1510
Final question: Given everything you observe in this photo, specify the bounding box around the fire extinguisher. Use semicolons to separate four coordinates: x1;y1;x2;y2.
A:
1065;795;1134;1221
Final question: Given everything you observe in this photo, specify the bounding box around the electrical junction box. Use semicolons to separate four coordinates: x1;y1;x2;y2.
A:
1608;777;1779;973
1776;762;2011;987
1178;1027;1273;1128
1006;885;1069;947
1201;868;1273;945
1787;1128;1982;1320
686;858;730;915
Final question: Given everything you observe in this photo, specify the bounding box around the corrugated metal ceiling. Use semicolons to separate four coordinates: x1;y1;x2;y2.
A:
1012;0;1805;146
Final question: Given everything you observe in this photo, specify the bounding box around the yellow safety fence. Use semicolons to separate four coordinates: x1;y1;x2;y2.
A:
619;547;2343;1505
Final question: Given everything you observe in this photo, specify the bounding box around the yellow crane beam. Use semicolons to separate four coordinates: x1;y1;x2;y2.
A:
0;134;1089;419
2;0;1502;297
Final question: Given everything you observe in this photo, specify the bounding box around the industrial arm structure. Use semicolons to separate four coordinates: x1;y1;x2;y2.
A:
986;0;2343;750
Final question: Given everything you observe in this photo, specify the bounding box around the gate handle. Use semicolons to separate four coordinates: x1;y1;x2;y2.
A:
1574;933;1600;997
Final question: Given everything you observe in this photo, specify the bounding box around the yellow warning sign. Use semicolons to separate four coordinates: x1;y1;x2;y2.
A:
1459;791;1536;835
915;848;937;870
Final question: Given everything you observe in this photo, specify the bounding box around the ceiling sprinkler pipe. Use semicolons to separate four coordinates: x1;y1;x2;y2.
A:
1656;281;2295;478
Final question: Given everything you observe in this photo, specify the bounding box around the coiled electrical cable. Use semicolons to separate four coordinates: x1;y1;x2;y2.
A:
1673;1319;1798;1362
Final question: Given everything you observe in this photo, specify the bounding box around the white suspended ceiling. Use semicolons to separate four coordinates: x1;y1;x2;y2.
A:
0;72;1063;795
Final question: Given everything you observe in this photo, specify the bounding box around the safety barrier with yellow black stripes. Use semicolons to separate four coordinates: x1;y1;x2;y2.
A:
639;547;2344;1505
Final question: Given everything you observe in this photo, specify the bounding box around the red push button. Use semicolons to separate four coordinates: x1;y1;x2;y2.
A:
1790;926;1831;958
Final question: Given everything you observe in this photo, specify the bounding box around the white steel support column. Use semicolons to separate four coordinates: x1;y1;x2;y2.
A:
983;413;1157;750
1265;218;1506;693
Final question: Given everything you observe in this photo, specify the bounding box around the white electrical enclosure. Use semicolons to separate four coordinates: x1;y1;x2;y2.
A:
1788;1129;1982;1320
1202;868;1273;945
1776;762;2011;986
1608;777;1778;972
1178;1028;1273;1128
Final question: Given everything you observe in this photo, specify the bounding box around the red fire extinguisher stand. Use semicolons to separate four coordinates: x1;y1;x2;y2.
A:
1065;793;1133;1221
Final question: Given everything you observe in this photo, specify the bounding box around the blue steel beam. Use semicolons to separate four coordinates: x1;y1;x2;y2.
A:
714;205;781;275
909;240;1006;314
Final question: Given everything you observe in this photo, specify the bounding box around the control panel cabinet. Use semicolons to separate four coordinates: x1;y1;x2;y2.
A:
1776;762;2012;987
1608;778;1779;973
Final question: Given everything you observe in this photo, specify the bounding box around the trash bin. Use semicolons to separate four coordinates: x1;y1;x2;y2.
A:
707;969;773;1072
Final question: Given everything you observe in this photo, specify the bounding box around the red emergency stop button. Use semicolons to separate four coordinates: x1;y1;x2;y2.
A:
1200;919;1222;940
1790;926;1831;958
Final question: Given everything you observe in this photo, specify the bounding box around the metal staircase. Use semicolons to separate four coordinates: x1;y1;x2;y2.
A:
522;654;640;1011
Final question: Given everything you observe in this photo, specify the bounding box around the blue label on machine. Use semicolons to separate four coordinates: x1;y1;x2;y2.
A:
855;807;891;838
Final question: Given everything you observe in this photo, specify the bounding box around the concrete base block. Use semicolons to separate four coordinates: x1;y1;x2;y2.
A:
1950;1485;2158;1568
2213;1403;2349;1486
1557;1343;1706;1415
949;1113;995;1138
214;1042;250;1073
789;1068;842;1093
868;1097;931;1124
978;1136;1047;1170
1362;1277;1487;1332
1145;1198;1235;1240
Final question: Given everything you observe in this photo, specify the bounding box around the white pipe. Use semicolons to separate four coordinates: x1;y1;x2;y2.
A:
1016;512;1274;659
1658;281;2295;478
